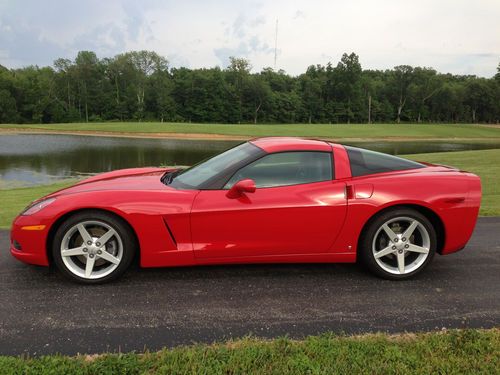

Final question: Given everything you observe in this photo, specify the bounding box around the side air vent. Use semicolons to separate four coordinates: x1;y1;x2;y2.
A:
162;217;178;248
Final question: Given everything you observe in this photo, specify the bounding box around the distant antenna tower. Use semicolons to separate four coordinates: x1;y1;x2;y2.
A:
274;18;278;70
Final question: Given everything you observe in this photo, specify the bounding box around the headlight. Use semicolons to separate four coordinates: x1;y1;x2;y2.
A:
21;198;56;216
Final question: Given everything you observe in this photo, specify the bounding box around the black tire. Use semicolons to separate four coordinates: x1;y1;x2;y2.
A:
359;208;437;280
52;210;136;284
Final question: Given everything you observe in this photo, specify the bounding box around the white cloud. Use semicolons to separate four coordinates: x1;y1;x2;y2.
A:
0;0;498;76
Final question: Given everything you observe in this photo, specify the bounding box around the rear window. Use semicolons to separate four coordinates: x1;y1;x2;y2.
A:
345;146;424;177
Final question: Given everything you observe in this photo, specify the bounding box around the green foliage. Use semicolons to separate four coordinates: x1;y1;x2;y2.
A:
0;329;498;374
0;52;498;124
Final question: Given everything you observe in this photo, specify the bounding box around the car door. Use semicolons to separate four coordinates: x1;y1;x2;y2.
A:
190;151;347;259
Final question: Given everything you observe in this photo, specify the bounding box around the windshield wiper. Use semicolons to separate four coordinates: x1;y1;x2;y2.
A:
161;169;183;185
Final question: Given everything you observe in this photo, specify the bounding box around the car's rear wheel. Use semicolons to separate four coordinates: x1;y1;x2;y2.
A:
52;211;136;284
359;208;437;280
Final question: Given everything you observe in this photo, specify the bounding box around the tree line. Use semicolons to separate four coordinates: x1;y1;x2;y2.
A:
0;50;498;124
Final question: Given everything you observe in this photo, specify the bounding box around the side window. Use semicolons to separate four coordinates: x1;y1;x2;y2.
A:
225;151;333;189
345;146;424;177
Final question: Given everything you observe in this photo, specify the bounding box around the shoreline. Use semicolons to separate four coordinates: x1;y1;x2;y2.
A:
2;128;500;142
0;128;246;141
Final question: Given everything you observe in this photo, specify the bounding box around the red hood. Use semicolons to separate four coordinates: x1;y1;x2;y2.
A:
48;167;179;197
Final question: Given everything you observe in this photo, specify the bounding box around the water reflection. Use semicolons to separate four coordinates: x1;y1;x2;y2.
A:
0;134;499;188
0;135;237;188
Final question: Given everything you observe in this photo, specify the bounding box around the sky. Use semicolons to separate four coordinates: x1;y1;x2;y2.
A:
0;0;499;77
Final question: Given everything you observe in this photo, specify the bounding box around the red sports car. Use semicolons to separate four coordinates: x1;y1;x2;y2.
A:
10;137;481;284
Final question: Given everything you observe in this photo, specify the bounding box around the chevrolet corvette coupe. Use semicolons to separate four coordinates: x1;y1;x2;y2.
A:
10;137;481;284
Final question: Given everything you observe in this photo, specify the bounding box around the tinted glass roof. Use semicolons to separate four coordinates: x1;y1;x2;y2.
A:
250;137;331;153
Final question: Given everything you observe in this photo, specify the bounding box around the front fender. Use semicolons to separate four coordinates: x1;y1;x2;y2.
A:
11;188;198;268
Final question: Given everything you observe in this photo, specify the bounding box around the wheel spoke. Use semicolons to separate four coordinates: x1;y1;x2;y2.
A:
403;220;419;239
98;250;120;265
97;228;117;246
61;219;124;280
374;246;395;259
61;246;85;257
397;251;405;274
407;244;429;254
382;224;398;241
77;224;92;244
85;255;96;278
373;216;432;276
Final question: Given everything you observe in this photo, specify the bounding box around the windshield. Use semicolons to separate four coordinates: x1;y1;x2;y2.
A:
167;142;262;189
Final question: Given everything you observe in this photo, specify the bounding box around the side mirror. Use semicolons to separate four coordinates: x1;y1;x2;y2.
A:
226;179;256;199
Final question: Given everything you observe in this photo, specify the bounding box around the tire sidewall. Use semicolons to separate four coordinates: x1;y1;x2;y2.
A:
52;211;136;284
360;208;437;280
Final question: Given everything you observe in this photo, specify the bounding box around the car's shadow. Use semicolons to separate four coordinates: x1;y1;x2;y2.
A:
10;255;456;291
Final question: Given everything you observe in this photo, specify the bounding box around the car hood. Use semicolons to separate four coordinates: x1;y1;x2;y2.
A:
47;167;179;197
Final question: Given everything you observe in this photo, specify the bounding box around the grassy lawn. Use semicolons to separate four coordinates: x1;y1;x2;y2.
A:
405;149;500;216
2;122;500;140
0;149;498;229
0;329;498;374
0;180;76;229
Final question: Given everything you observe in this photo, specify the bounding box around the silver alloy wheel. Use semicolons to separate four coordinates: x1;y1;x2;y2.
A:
372;216;431;275
60;220;123;280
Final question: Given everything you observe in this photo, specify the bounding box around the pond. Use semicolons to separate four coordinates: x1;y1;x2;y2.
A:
1;134;499;188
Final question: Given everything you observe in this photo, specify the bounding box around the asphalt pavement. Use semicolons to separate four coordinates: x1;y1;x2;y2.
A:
0;217;499;356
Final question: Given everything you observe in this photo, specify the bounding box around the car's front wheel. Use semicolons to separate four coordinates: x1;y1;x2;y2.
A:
359;208;437;280
52;211;136;284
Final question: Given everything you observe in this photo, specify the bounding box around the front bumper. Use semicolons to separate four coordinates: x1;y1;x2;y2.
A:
9;215;50;266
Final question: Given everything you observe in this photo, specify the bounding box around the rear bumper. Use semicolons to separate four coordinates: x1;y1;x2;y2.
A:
9;216;50;266
440;175;481;255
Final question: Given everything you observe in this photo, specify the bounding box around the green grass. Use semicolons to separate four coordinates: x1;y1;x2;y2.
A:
0;180;76;229
0;330;498;374
405;149;500;216
0;149;498;229
2;122;500;139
